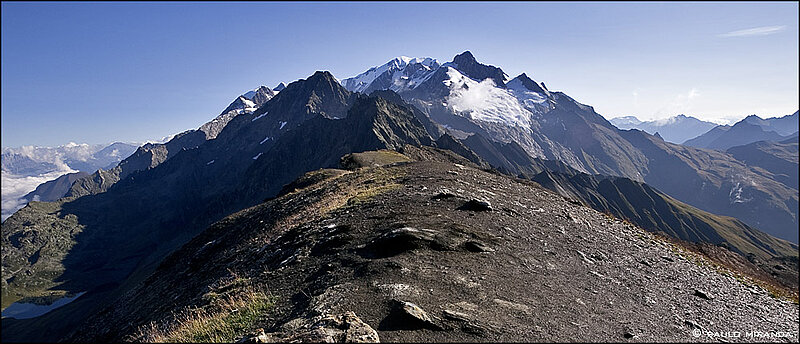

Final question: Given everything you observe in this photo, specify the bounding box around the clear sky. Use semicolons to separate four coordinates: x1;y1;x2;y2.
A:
2;1;798;147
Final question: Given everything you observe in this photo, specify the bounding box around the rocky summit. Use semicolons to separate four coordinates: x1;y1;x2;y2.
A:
66;149;798;342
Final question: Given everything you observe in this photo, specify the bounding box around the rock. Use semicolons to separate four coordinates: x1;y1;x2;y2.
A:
376;283;421;299
693;289;714;300
268;312;380;343
458;199;493;211
442;310;488;336
576;250;595;264
623;331;635;339
492;298;531;313
279;318;309;332
432;191;457;200
442;309;471;322
461;322;488;336
684;319;703;330
315;311;380;343
385;300;442;330
463;241;494;252
362;227;438;258
236;328;272;343
398;300;433;323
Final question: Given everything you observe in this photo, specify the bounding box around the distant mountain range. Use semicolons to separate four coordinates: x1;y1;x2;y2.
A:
609;114;718;144
1;142;138;176
0;142;138;221
683;112;798;151
2;51;797;342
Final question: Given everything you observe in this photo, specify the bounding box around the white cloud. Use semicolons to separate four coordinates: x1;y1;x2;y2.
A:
655;88;700;117
687;88;699;100
444;68;533;128
719;26;786;38
1;170;74;221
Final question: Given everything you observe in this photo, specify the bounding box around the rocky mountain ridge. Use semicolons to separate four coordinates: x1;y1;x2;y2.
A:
1;72;441;342
65;149;799;342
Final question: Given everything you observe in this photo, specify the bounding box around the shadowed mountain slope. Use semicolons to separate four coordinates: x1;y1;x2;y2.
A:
726;139;799;190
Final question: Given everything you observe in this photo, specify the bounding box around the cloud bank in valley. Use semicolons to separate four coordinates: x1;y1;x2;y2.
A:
1;169;74;221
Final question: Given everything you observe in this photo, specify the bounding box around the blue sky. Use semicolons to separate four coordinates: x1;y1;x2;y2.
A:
2;2;798;147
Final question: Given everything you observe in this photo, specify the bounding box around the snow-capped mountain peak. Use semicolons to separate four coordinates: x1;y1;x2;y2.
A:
199;86;276;140
443;67;532;128
342;56;441;94
507;73;550;97
449;50;509;87
609;116;643;127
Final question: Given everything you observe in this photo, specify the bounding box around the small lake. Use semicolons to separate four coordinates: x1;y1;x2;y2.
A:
1;292;86;319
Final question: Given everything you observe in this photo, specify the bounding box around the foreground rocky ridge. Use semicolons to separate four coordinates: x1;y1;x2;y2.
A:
68;149;798;342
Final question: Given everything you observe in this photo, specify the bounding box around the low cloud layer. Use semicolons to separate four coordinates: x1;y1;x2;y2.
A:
1;170;73;221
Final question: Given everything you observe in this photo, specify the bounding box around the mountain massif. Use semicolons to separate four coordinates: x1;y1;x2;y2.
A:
609;114;718;144
1;52;797;343
341;52;798;244
683;112;798;151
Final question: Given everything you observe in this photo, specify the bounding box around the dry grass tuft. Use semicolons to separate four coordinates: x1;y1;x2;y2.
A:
128;273;274;343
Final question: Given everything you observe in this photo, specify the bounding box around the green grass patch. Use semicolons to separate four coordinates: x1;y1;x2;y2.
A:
347;183;402;206
133;289;274;343
165;292;273;343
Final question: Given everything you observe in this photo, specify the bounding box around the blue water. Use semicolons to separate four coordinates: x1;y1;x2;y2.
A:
1;292;85;319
